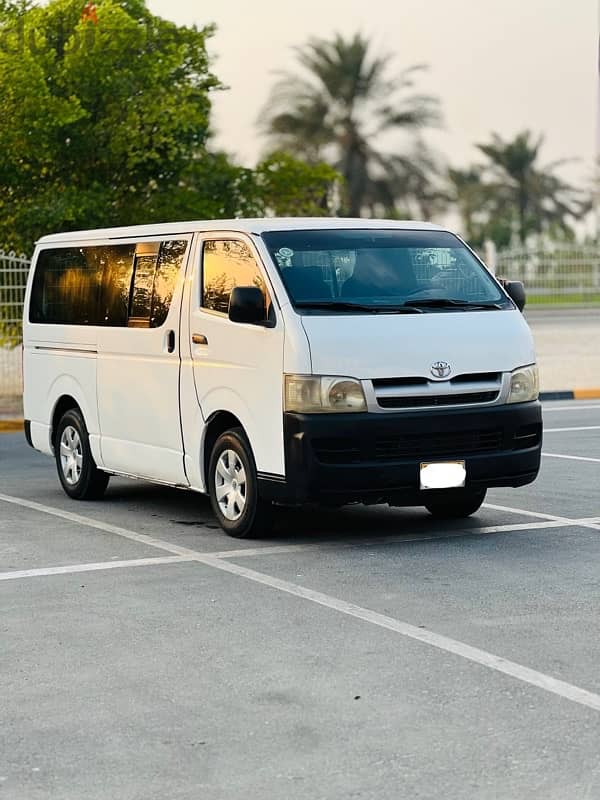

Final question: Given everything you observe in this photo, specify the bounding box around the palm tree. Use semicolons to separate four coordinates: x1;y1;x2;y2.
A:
476;131;587;245
447;166;513;248
262;33;442;217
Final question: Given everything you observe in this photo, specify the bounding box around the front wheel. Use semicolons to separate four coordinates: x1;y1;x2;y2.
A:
424;488;487;520
208;428;272;538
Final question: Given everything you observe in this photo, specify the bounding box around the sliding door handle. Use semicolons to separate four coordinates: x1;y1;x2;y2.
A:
166;330;176;353
192;333;208;346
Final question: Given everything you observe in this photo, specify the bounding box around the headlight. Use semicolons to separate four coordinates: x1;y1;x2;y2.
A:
508;364;539;404
285;375;367;413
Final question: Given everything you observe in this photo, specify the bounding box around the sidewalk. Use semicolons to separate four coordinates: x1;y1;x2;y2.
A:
525;308;600;393
0;395;22;419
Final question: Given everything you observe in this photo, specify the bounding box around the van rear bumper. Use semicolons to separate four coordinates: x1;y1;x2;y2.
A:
259;402;542;505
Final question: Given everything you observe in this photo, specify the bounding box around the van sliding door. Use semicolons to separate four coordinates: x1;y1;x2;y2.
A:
96;236;192;484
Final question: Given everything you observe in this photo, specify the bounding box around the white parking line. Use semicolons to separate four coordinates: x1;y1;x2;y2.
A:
0;556;192;582
0;493;579;562
195;553;600;714
544;426;600;433
483;502;600;532
483;502;570;522
543;405;600;413
0;493;205;558
211;520;568;559
543;452;600;464
3;492;600;713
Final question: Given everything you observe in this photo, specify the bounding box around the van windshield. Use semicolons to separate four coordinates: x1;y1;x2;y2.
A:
262;229;509;312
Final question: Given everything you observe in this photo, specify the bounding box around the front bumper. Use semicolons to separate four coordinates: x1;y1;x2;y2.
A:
259;402;542;505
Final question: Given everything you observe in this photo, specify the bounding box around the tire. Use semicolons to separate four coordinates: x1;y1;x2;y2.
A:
424;488;487;520
208;428;272;538
55;408;110;501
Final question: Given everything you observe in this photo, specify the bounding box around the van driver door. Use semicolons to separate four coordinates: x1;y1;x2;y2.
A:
187;234;286;481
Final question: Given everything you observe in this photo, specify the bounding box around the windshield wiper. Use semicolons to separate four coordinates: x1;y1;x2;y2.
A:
294;301;423;314
404;298;504;310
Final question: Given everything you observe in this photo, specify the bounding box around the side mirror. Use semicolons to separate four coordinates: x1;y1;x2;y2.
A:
502;280;526;312
229;286;266;325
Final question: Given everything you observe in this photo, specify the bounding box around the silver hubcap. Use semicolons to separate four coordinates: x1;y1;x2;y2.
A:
60;426;83;486
215;449;247;521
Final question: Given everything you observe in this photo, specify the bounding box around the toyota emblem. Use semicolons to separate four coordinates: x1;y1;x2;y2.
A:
431;361;451;379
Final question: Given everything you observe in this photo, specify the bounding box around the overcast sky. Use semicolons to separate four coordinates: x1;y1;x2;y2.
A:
146;0;597;186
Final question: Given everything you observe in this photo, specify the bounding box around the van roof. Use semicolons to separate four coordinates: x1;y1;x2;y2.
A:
37;217;447;245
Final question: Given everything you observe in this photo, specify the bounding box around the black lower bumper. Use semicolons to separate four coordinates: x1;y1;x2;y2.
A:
259;402;542;505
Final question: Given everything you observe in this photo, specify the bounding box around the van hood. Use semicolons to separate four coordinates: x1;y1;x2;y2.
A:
301;310;535;379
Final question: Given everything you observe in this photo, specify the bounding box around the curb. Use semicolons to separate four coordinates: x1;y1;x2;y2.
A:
0;420;24;433
540;389;600;402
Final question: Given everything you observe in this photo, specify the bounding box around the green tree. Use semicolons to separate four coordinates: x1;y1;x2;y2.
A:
0;0;342;254
253;152;340;216
262;32;441;217
0;0;220;251
476;131;588;245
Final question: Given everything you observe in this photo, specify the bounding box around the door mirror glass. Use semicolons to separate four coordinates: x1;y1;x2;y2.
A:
229;286;266;325
503;280;526;312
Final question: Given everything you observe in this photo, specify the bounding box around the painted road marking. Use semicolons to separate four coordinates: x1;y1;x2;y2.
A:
0;493;584;562
0;493;204;558
3;493;600;713
484;502;600;532
544;426;600;433
210;521;569;560
0;556;192;582
193;553;600;714
543;452;600;464
543;405;600;413
483;502;571;523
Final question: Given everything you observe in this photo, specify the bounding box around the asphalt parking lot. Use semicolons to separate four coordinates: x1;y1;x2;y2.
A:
1;401;600;800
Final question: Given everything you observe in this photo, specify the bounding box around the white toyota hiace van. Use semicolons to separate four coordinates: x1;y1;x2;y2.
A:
23;219;542;538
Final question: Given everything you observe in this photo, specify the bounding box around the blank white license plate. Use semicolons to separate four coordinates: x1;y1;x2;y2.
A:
420;461;466;490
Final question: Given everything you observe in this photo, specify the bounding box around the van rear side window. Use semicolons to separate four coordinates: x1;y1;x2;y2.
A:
30;241;188;327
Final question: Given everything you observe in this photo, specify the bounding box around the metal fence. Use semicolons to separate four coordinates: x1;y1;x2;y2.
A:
495;244;600;304
0;250;30;399
0;242;599;399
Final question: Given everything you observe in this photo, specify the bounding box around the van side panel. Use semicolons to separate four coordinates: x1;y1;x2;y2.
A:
23;335;100;459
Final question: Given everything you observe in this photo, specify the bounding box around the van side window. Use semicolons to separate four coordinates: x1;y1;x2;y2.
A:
128;240;188;328
30;241;188;327
202;240;269;315
30;245;135;326
152;240;188;327
129;243;159;327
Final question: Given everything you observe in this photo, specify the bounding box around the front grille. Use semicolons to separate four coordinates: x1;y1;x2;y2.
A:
372;372;501;389
378;391;499;409
312;439;362;465
375;428;503;460
313;427;504;465
372;372;503;410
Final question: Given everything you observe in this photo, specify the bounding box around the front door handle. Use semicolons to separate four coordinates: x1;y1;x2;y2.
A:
192;333;208;346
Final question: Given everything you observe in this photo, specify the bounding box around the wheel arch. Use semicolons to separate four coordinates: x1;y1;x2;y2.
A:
202;410;249;489
50;395;82;452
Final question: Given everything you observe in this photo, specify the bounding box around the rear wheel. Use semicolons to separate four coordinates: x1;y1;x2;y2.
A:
55;408;109;501
208;428;272;538
424;488;487;519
